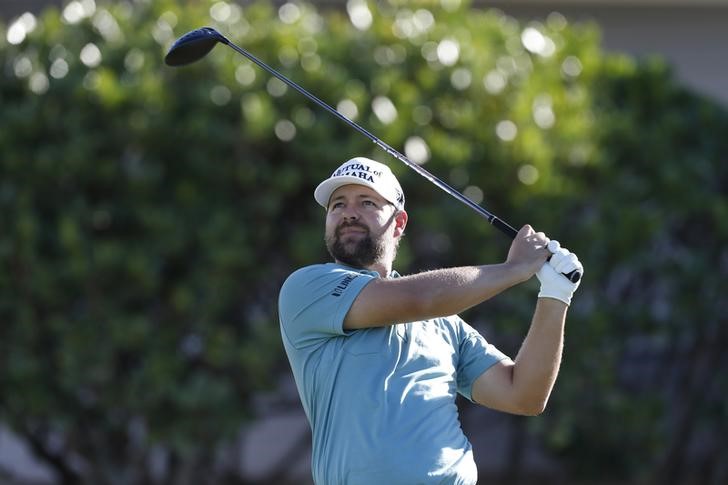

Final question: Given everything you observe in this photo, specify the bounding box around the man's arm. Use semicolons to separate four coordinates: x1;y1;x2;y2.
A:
343;225;549;329
470;298;567;416
470;246;583;415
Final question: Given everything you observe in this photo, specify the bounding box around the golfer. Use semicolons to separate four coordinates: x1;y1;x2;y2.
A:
278;157;584;485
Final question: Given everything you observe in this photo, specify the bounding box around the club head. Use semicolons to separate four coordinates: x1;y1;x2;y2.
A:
165;27;227;66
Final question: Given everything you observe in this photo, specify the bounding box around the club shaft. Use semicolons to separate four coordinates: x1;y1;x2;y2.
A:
223;38;516;234
221;36;580;282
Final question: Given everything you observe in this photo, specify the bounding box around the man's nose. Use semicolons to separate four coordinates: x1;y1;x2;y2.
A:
341;205;359;220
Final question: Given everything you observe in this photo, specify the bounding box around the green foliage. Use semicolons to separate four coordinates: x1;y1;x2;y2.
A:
1;0;726;483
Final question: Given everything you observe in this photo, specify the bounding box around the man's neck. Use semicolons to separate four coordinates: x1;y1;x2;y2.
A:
368;262;390;278
335;260;391;278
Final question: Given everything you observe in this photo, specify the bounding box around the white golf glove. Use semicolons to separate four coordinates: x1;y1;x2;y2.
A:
536;240;584;306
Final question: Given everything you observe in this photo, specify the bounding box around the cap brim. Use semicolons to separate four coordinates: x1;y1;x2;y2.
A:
314;176;382;209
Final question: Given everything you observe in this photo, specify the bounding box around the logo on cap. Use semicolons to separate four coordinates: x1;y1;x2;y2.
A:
332;161;381;183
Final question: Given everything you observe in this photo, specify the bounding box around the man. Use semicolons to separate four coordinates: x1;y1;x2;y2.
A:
278;157;583;485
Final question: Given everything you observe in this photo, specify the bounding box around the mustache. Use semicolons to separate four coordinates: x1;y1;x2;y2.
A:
335;221;370;236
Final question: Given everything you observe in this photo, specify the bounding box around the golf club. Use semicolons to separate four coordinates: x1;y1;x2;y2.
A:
165;27;581;283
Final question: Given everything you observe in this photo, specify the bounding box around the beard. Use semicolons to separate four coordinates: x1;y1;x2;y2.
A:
325;221;387;269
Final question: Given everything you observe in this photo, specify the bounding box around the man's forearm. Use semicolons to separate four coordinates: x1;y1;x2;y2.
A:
511;298;567;414
412;262;535;319
345;262;533;329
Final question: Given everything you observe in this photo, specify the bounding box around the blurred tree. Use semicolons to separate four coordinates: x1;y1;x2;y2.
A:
0;0;725;484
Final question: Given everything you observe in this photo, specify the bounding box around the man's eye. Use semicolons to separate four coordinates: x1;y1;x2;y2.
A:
362;200;376;207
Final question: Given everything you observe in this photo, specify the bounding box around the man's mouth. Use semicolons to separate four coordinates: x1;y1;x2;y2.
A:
337;224;368;238
339;228;366;237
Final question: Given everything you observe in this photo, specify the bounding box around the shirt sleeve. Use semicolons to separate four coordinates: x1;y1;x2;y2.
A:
278;264;376;350
454;317;510;402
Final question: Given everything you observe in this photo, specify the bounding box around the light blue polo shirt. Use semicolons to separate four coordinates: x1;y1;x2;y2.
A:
278;263;508;485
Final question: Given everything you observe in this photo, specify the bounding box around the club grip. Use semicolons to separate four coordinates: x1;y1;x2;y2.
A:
545;255;581;283
491;217;581;283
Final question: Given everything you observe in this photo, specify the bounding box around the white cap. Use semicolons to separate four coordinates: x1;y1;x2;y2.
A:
314;157;405;210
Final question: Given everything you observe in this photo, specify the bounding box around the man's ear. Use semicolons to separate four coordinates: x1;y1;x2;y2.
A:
393;210;408;238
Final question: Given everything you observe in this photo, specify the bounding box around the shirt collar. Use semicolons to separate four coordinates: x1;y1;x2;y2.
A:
329;262;400;279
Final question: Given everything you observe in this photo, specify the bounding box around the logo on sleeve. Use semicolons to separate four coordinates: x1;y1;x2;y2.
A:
331;274;357;297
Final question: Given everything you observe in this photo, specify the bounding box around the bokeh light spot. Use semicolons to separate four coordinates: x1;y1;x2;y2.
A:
483;70;507;94
124;49;145;72
562;56;583;78
275;119;297;141
463;185;484;204
372;96;397;124
50;59;69;79
451;68;471;90
293;107;315;128
521;26;556;57
13;56;33;78
300;54;321;72
518;164;539;185
437;38;460;66
266;78;288;97
235;64;256;86
210;2;231;22
337;99;359;120
404;136;431;165
80;43;102;67
279;3;301;25
347;0;373;31
63;0;95;25
533;95;555;129
29;72;49;94
210;85;231;106
496;120;518;141
7;13;36;45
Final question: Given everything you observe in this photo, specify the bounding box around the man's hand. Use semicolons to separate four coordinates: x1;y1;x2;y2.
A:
536;241;584;305
505;225;551;282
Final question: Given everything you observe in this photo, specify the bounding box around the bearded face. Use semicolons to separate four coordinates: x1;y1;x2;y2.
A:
325;220;387;268
323;185;406;271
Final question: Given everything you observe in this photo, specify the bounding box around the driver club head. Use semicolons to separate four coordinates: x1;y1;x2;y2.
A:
164;27;227;66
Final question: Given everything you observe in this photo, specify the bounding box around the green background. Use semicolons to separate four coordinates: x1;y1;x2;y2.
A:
1;0;726;483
